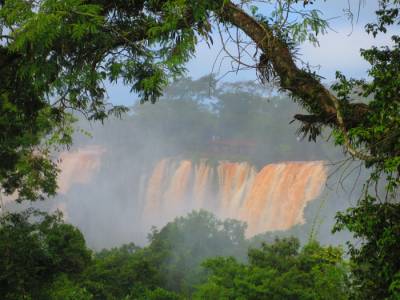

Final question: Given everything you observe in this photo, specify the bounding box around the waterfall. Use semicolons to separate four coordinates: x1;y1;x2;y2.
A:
57;146;105;194
142;158;327;236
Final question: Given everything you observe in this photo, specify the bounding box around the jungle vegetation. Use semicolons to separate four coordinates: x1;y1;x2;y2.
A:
0;210;349;300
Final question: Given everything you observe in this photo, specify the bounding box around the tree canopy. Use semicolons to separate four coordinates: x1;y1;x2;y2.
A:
195;238;348;300
0;209;92;299
0;209;349;299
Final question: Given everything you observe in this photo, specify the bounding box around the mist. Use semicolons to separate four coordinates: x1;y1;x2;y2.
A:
8;76;365;250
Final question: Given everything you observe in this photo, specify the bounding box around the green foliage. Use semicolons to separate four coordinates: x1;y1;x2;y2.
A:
331;35;400;193
0;209;92;300
48;274;93;300
329;2;400;298
82;243;161;299
195;237;348;300
125;288;182;300
329;0;400;191
334;195;400;299
146;210;248;295
0;46;73;201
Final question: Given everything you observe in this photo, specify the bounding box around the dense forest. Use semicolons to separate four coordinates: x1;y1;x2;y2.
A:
0;209;349;299
1;0;399;299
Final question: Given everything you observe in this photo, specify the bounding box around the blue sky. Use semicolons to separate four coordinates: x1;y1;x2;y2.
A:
107;1;394;106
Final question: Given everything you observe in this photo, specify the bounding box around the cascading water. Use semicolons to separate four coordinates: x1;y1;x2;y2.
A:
0;146;105;211
29;148;326;238
2;146;330;247
142;158;327;236
57;146;105;194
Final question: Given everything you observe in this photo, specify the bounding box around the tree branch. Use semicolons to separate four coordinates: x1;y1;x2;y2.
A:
219;1;369;129
331;95;378;162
